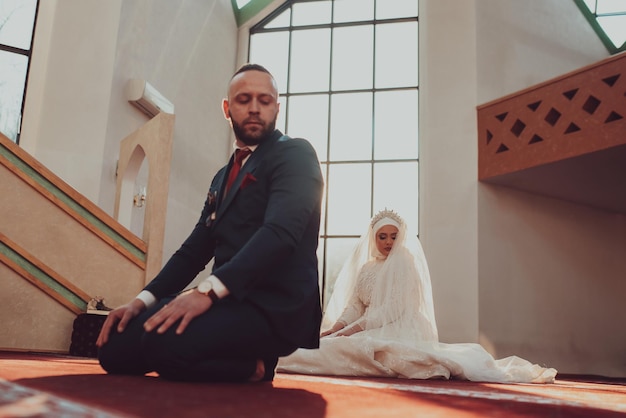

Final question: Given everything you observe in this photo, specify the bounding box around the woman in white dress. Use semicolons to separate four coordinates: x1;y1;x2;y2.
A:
277;209;557;383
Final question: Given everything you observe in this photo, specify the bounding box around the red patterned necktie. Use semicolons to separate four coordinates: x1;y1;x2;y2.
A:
225;148;252;195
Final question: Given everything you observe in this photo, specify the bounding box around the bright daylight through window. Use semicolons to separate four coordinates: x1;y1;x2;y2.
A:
577;0;626;53
247;0;419;304
0;0;38;143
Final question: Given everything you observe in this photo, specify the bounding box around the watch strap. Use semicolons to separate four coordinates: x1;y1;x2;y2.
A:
207;289;219;303
196;283;220;303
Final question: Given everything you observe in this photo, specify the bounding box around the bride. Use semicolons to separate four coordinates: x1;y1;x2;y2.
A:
277;209;557;383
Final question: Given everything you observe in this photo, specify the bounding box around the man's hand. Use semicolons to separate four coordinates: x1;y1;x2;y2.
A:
143;290;213;335
96;298;146;347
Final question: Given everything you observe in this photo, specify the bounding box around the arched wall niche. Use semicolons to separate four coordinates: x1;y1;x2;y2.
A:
114;112;175;283
118;144;147;231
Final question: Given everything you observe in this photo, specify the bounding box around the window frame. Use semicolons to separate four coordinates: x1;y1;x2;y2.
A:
0;0;40;144
573;0;626;54
247;0;420;306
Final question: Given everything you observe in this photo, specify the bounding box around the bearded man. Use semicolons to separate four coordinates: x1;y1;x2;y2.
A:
97;64;323;383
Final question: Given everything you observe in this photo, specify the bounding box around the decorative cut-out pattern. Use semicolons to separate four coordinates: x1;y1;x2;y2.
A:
606;111;623;123
545;108;561;126
583;96;601;114
563;89;578;100
477;53;626;179
511;119;526;137
603;75;619;86
495;112;508;121
564;123;580;134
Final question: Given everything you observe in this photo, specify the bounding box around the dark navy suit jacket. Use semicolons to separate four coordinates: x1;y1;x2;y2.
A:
144;130;324;349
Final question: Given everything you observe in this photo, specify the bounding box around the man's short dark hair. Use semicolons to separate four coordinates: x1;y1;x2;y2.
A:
232;63;272;79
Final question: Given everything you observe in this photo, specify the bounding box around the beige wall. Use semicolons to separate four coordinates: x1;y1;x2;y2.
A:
473;1;624;376
21;0;238;274
420;0;623;376
479;187;626;377
475;0;608;102
100;0;238;268
419;0;480;343
20;0;122;203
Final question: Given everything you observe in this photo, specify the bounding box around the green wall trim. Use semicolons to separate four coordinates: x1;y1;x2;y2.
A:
232;0;278;27
0;142;146;262
572;0;625;54
1;240;87;312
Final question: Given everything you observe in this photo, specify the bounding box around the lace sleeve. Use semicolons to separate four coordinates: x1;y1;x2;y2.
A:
360;245;438;342
336;266;367;326
360;280;403;330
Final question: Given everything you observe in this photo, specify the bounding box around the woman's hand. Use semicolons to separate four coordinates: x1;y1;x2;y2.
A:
335;324;363;337
320;328;336;337
320;322;346;337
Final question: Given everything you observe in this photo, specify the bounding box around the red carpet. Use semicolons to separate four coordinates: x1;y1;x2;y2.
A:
1;351;624;417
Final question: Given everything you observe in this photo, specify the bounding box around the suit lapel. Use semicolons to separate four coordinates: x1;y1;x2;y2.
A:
212;131;285;227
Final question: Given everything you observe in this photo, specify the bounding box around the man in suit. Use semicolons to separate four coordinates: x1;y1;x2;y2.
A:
97;64;324;382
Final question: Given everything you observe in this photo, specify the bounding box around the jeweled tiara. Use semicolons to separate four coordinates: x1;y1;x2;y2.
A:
370;208;405;229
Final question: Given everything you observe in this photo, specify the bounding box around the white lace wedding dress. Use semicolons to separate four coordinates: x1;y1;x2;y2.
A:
277;213;557;384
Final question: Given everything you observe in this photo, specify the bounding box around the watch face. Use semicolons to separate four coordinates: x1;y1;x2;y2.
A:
198;281;213;294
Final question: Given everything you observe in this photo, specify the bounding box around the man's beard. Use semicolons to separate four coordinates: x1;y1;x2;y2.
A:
230;114;276;146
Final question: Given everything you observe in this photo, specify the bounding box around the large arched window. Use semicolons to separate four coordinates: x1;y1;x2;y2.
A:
0;0;39;143
248;0;419;303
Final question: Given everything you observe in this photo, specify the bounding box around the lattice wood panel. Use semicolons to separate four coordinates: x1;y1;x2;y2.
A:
478;52;626;180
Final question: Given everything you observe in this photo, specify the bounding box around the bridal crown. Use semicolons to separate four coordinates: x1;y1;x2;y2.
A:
370;209;405;230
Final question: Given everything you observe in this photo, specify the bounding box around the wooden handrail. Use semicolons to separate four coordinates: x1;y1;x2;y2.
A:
0;133;146;267
0;231;90;315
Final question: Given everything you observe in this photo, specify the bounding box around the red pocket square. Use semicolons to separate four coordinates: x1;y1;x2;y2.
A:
241;173;257;189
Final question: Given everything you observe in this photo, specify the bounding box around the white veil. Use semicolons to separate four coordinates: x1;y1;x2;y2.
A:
280;209;557;383
322;210;438;343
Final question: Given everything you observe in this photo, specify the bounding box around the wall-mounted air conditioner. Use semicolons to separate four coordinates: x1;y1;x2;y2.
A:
126;79;175;118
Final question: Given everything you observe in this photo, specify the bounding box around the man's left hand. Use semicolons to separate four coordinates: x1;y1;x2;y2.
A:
144;289;212;335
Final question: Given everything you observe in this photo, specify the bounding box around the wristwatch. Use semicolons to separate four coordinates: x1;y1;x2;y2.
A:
197;280;219;303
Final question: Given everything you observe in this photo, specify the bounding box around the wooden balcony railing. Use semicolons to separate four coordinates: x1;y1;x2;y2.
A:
477;52;626;213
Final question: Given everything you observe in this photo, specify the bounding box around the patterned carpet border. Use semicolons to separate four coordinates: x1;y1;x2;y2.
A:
0;378;125;418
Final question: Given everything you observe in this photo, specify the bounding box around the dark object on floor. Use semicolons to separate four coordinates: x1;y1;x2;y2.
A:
69;313;107;358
